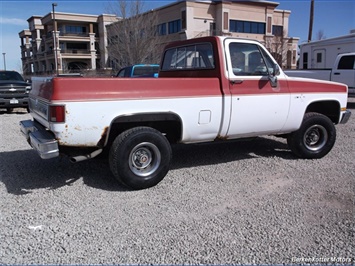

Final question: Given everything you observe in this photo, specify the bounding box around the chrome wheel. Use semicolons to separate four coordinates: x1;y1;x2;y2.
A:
129;142;161;177
303;124;328;151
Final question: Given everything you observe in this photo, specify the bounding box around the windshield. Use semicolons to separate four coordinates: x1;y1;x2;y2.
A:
133;66;159;76
0;71;24;81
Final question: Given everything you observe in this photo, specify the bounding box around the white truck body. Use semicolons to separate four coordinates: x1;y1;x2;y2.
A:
285;52;355;94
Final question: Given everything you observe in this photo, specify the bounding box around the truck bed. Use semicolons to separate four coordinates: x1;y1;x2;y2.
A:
284;69;332;81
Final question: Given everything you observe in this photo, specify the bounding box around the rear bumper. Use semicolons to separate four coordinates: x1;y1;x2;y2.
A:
20;120;59;159
340;110;351;124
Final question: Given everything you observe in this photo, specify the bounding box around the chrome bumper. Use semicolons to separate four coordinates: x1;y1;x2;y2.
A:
20;120;59;159
340;110;351;124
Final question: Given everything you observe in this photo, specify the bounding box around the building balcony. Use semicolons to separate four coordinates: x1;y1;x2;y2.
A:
61;49;91;55
60;32;90;37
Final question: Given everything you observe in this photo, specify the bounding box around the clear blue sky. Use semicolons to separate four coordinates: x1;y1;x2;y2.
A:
0;0;354;72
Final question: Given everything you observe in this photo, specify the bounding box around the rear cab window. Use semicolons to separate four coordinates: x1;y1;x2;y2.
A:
162;43;215;71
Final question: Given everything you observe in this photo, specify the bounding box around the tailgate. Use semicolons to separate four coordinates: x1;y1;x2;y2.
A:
29;77;54;125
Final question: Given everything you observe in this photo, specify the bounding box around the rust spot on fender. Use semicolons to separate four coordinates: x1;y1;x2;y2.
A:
215;135;228;140
97;126;109;147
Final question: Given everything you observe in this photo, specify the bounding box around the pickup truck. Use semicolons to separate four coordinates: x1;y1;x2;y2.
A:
0;70;31;113
20;36;351;190
285;52;355;95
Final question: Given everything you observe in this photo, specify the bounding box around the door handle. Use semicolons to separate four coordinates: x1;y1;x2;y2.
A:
230;79;243;85
333;72;340;75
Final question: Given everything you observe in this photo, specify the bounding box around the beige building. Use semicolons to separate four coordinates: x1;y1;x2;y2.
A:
19;0;299;75
154;0;299;69
19;12;118;75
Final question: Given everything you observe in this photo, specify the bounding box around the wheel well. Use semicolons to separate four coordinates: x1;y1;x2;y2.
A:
102;113;182;148
305;100;340;123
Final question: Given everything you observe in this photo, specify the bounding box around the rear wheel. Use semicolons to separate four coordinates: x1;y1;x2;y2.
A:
109;127;172;190
287;112;336;159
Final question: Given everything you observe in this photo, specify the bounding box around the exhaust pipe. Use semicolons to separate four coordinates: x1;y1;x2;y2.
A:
70;149;103;163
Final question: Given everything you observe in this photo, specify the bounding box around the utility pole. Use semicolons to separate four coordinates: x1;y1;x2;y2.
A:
308;0;314;42
2;53;6;70
52;3;59;75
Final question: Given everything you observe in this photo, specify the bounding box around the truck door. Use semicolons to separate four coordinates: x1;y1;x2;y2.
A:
331;54;355;93
224;39;290;138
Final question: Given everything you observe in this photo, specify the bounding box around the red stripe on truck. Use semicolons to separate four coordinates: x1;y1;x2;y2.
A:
50;77;222;101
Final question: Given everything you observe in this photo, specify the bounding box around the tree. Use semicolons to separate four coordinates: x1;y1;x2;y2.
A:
265;30;290;69
316;29;326;40
106;0;163;70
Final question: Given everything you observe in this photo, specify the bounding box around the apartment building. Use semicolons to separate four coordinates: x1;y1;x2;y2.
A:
19;12;118;75
19;0;299;75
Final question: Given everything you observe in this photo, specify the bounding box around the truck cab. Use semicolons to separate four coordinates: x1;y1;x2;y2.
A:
331;53;355;94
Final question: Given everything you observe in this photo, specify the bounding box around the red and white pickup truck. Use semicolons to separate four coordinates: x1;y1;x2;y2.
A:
20;36;351;189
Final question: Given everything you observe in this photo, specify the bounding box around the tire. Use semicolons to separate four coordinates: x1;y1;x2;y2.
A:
287;112;336;159
109;127;172;190
6;108;14;113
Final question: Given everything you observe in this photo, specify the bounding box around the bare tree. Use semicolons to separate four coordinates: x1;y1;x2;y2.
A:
316;29;326;40
106;0;163;70
265;30;290;69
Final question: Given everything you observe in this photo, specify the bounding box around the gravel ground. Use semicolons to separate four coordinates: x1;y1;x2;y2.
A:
0;98;354;265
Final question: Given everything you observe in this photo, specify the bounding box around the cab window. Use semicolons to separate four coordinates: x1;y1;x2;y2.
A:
338;55;355;70
229;43;270;76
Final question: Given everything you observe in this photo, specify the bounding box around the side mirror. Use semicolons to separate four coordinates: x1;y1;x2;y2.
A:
273;64;280;76
269;64;280;88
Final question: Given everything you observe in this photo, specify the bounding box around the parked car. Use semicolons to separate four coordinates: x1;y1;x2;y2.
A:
116;64;159;78
0;70;31;113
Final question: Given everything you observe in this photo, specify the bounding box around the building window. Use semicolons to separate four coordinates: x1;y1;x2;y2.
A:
230;20;265;34
316;52;322;63
157;23;166;36
168;19;181;34
66;42;88;53
267;17;272;33
303;52;308;69
272;25;283;36
181;10;186;30
64;25;87;35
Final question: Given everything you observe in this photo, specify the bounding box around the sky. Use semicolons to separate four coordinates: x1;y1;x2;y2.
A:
0;0;354;72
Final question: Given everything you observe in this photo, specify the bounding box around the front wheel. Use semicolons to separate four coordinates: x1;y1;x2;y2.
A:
287;112;336;159
109;127;172;190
